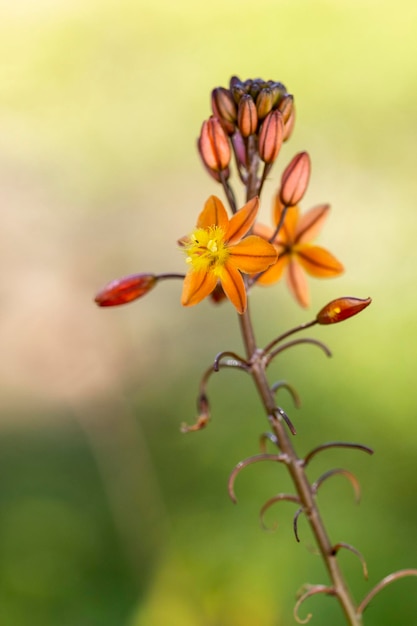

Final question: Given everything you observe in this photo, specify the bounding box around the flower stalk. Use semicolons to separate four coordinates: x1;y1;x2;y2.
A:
94;75;417;624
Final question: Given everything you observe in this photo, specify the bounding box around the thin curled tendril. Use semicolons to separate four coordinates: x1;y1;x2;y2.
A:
357;569;417;616
312;468;362;504
294;585;335;624
228;453;288;504
271;380;302;408
332;542;369;580
275;406;296;435
265;338;331;367
293;507;303;542
303;441;374;466
259;493;300;531
213;350;249;372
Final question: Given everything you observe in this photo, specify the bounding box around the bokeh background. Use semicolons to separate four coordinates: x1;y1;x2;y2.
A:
1;1;417;624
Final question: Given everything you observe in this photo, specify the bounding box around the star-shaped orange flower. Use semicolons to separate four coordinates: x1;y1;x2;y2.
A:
255;201;344;307
181;195;277;314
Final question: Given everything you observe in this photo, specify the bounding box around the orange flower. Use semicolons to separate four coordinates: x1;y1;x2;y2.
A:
181;195;277;314
255;201;344;307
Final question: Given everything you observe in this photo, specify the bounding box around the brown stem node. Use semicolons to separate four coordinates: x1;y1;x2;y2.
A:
294;584;335;624
259;493;300;531
357;569;417;616
303;441;374;467
228;453;288;504
332;542;369;580
313;468;361;504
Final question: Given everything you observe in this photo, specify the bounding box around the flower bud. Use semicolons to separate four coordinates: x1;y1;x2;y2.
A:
258;110;284;164
270;81;288;106
278;94;294;123
198;116;231;171
256;87;274;119
211;87;237;135
283;107;295;142
231;82;246;105
237;94;258;137
231;130;247;169
95;273;157;307
249;79;263;101
229;75;242;90
280;151;311;206
316;297;372;325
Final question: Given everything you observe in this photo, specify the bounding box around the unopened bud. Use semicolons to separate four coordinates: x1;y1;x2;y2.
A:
211;87;237;135
229;75;242;90
231;82;246;105
198;116;231;171
231;131;247;169
270;81;288;106
280;151;311;206
95;273;157;307
237;94;258;137
316;297;372;325
258;110;284;163
249;79;263;100
256;87;274;119
278;94;294;123
283;107;295;141
202;162;230;183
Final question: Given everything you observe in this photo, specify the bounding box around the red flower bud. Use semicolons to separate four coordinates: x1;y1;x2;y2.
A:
316;297;372;325
280;151;311;206
258;110;284;164
94;273;157;307
237;94;258;137
198;116;231;172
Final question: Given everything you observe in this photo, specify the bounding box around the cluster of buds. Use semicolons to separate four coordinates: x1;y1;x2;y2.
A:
199;76;295;193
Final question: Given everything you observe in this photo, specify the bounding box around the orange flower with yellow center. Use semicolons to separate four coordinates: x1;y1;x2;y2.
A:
255;201;344;307
181;195;277;314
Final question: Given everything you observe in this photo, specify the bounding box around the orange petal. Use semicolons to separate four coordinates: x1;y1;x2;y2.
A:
226;197;259;244
197;196;229;230
219;263;247;314
181;270;217;307
295;245;344;277
287;259;309;307
228;236;278;273
256;253;289;285
296;204;330;243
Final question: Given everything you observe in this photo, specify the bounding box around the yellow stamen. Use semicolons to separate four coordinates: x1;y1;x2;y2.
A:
184;226;229;274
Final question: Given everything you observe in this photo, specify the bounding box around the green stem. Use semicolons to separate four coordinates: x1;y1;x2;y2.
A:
238;305;362;626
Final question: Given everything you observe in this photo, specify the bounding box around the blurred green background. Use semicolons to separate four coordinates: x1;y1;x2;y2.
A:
1;0;417;624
